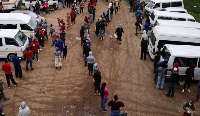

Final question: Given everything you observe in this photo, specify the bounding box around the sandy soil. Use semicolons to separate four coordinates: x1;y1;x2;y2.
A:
0;0;200;116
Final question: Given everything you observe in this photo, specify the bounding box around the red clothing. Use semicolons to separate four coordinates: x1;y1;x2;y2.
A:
61;25;65;30
84;16;91;23
24;50;32;59
88;2;91;8
42;2;48;8
2;63;12;74
92;0;96;5
30;39;39;53
171;62;179;73
39;29;44;37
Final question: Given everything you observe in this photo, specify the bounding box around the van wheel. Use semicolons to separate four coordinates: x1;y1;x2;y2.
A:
178;78;185;85
7;54;14;61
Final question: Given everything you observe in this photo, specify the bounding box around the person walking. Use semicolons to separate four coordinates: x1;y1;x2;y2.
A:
0;2;4;13
24;47;34;71
107;95;125;116
166;68;179;97
140;38;148;60
182;64;195;93
195;81;200;101
135;7;141;20
156;62;167;90
114;0;119;15
115;24;124;44
54;47;62;69
2;59;18;88
0;77;9;103
100;82;109;112
93;68;101;96
86;51;95;77
12;53;23;78
30;38;40;62
18;101;31;116
183;100;195;116
70;9;77;24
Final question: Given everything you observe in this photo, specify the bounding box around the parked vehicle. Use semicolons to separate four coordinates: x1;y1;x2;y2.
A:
0;29;29;60
0;13;38;38
149;10;195;25
148;26;200;59
145;0;184;15
160;44;200;84
11;10;46;23
0;0;19;10
154;20;200;29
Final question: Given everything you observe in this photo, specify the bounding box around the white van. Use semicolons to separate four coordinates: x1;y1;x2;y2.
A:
23;0;58;10
148;26;200;59
150;10;196;25
0;13;37;38
160;44;200;83
145;0;184;15
0;0;19;10
0;29;29;60
159;7;187;13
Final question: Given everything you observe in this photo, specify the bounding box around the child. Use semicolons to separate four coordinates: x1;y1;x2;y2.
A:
62;44;68;59
67;12;71;29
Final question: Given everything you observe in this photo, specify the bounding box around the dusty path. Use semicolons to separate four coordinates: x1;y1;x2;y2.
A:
0;0;200;116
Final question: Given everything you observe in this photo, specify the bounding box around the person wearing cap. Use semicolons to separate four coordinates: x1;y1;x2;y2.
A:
166;67;179;97
18;101;31;116
12;53;23;78
183;100;195;116
115;24;124;44
171;62;179;73
182;64;195;93
0;76;9;104
93;68;101;96
2;59;18;88
86;51;95;77
30;38;40;62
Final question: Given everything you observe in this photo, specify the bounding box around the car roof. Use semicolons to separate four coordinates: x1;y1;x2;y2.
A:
0;13;31;24
153;26;200;38
0;29;19;38
165;44;200;57
156;20;200;29
151;0;183;3
153;11;195;19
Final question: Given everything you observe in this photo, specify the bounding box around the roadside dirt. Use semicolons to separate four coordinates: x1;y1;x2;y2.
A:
0;0;200;116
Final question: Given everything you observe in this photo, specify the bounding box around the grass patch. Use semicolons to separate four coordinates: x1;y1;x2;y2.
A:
183;0;200;22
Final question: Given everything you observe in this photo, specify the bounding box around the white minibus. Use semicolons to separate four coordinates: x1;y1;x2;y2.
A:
0;0;19;10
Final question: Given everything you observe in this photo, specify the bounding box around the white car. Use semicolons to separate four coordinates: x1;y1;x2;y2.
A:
11;10;46;23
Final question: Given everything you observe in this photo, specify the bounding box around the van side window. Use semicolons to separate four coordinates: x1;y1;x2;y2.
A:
20;24;32;31
150;13;155;20
188;19;196;22
0;38;2;46
162;2;170;8
154;3;160;8
5;38;19;46
158;17;172;20
0;24;17;29
171;2;182;7
173;18;186;21
174;57;198;67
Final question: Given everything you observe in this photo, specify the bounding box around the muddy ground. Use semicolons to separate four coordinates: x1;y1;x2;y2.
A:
1;0;200;116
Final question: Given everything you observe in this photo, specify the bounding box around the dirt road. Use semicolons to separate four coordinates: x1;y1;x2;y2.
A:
1;0;200;116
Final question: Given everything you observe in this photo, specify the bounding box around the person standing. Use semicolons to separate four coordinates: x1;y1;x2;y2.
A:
93;68;101;96
140;38;148;60
153;48;162;73
66;0;70;8
39;28;45;48
115;24;124;44
24;47;34;71
129;0;133;12
2;59;18;88
107;95;125;116
95;19;100;36
114;0;119;15
54;47;62;69
80;26;85;46
12;53;23;78
42;20;48;41
0;2;4;13
30;38;40;62
156;62;166;90
100;82;109;112
135;20;139;36
18;101;31;116
80;1;84;14
135;7;141;20
183;100;195;116
86;51;95;77
0;77;9;103
62;44;68;59
84;44;91;66
70;9;77;24
35;1;40;15
195;81;200;101
182;64;195;93
166;68;179;97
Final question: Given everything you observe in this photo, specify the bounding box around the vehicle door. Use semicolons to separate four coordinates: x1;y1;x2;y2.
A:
5;38;21;56
194;58;200;80
20;24;34;38
0;38;7;58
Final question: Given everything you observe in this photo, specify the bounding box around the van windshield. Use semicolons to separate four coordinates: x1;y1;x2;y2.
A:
14;31;27;46
162;46;171;60
146;1;155;9
28;18;37;29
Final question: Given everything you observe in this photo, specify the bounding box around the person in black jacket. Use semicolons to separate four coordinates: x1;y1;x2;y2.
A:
93;68;101;96
183;100;195;116
140;38;148;60
166;68;179;97
115;24;124;44
84;44;91;66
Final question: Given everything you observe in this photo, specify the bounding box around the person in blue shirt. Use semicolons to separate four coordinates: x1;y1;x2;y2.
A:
12;53;22;78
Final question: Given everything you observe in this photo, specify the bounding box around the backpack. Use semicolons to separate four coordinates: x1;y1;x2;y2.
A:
115;1;119;7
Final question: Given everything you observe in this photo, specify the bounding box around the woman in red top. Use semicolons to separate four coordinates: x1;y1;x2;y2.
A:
30;38;40;62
